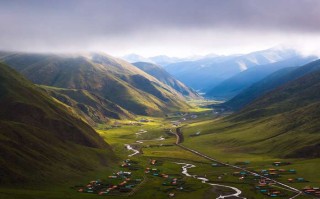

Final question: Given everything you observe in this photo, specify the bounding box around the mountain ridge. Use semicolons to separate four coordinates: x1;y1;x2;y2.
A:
132;61;200;99
0;52;191;119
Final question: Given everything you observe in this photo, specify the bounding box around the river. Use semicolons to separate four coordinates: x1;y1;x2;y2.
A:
176;163;246;199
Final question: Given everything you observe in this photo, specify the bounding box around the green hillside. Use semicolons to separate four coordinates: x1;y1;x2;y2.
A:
187;69;320;159
0;63;115;184
41;86;133;125
132;62;200;99
0;52;191;116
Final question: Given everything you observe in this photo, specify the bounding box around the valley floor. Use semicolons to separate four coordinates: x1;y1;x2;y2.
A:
1;110;319;199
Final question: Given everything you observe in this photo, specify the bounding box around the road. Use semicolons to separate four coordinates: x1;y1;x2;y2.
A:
173;127;303;199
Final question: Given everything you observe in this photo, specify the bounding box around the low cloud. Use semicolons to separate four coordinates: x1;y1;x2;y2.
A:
0;0;319;56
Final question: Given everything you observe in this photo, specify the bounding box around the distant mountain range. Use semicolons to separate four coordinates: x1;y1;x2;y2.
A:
225;59;320;111
0;52;197;124
164;48;311;92
0;63;114;184
206;55;316;100
123;48;318;102
122;53;208;66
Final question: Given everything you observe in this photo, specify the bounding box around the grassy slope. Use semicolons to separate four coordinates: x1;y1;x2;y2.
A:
0;52;191;116
0;63;116;185
183;69;320;159
41;85;134;125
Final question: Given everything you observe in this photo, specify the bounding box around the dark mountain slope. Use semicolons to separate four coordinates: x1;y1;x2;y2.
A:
0;63;114;184
132;62;200;98
226;59;320;110
41;86;133;125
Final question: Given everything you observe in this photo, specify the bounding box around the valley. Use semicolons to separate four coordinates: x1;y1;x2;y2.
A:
2;1;320;199
2;106;318;199
1;51;320;199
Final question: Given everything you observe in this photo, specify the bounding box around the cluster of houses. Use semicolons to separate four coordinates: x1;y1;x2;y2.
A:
144;158;186;197
145;167;160;176
303;186;320;197
77;176;142;195
77;157;144;196
109;170;132;179
121;159;141;170
260;168;296;178
255;179;286;197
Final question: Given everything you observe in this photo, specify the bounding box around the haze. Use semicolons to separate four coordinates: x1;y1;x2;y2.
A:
1;0;320;57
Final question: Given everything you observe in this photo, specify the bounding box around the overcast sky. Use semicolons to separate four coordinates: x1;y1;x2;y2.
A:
1;0;320;57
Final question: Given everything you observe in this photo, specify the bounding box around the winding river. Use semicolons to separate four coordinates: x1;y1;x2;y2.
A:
176;163;246;199
125;135;165;157
124;144;140;157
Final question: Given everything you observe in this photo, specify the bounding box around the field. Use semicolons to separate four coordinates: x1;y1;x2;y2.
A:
1;109;319;199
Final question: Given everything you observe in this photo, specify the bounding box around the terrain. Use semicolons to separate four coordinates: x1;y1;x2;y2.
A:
132;62;200;98
0;52;193;120
226;59;320;110
206;56;316;100
1;52;320;199
164;48;302;92
0;63;115;185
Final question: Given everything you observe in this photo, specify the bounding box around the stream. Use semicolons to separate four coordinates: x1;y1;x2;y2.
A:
124;144;140;157
125;135;165;157
136;136;165;144
176;163;246;199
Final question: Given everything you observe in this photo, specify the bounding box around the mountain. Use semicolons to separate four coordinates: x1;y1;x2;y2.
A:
226;59;320;110
164;48;301;92
206;55;316;100
0;63;114;184
0;52;191;117
122;53;154;63
227;66;320;158
132;62;200;99
41;86;133;125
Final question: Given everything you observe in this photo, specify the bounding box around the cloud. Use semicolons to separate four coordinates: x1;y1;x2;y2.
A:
0;0;319;56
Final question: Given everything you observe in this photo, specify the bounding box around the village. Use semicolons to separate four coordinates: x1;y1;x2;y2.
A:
74;154;320;198
74;113;320;198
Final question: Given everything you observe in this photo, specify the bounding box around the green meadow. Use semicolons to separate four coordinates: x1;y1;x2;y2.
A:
1;109;318;199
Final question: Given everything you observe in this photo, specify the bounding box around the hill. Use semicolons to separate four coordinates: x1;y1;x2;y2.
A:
41;86;133;125
226;59;320;110
225;67;320;158
0;63;114;184
206;56;315;100
0;52;191;117
182;67;320;159
132;62;200;99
